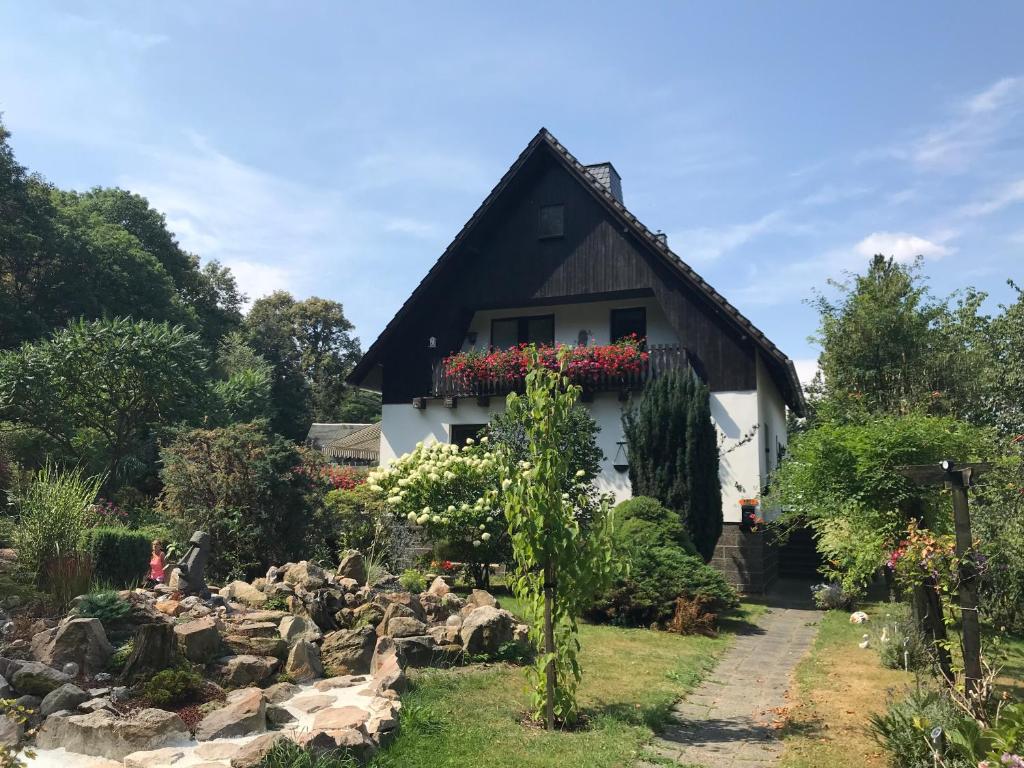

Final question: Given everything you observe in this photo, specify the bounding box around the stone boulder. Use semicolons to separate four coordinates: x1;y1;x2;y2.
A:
297;727;375;762
225;621;279;638
11;661;72;696
465;589;498;611
219;581;267;608
223;634;288;659
34;618;113;676
368;637;406;695
279;615;321;644
321;626;376;675
337;550;367;584
460;606;517;655
393;635;445;668
284;640;323;682
385;617;427;638
174;617;222;663
284;561;326;591
0;675;10;698
230;732;289;768
426;576;450;598
262;681;300;704
215;655;278;687
195;687;266;741
0;713;24;749
351;602;385;630
39;683;89;716
36;708;187;760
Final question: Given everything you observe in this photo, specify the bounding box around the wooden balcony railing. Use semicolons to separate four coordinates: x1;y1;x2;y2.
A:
429;343;691;401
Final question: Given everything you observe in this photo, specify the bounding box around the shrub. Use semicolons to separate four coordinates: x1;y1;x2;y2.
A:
623;369;722;561
667;595;718;636
398;568;426;593
75;590;131;624
869;688;974;768
108;641;134;672
874;608;932;672
142;668;204;708
810;582;853;611
11;464;102;581
158;423;324;581
80;527;150;587
324;484;386;554
612;496;696;554
590;545;738;627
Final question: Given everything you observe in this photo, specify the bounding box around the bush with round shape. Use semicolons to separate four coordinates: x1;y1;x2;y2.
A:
142;668;204;708
80;526;151;587
612;496;696;554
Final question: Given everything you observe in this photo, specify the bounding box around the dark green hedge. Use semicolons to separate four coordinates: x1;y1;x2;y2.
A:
81;526;151;587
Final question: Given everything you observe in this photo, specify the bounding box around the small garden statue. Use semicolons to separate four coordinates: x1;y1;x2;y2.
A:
174;531;211;597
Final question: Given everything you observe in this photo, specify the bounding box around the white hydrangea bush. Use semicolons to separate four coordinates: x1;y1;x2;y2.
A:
365;438;506;578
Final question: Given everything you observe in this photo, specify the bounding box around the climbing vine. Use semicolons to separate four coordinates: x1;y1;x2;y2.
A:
500;348;618;728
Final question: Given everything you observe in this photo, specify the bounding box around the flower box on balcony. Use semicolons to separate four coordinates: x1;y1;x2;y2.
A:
442;335;648;390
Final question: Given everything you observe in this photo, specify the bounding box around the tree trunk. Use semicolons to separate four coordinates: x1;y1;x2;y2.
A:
912;579;952;681
121;623;177;683
543;558;556;731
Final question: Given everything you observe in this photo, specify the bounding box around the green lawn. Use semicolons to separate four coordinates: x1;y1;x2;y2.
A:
368;603;764;768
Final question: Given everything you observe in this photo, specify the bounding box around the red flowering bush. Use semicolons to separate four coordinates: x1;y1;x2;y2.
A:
293;462;367;491
443;335;649;388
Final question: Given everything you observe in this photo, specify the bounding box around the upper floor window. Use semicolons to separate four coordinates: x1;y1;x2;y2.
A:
490;314;555;350
610;307;647;343
538;204;564;239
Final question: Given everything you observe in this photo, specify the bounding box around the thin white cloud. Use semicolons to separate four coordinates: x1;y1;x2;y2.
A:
224;261;295;308
384;217;440;239
956;178;1024;218
881;76;1024;172
674;211;786;262
854;231;953;263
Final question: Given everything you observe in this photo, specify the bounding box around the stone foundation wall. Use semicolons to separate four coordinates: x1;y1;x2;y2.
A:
709;523;778;595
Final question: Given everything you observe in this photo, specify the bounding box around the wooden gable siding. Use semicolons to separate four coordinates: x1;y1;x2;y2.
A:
379;148;756;404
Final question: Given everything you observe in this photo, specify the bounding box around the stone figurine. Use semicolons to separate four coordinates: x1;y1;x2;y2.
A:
175;531;211;597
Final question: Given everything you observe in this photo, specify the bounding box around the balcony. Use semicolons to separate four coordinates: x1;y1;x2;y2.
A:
429;343;690;402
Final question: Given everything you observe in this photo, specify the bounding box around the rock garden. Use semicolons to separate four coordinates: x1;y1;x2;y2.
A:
0;550;528;768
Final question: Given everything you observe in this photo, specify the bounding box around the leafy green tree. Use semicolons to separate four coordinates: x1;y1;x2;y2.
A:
208;332;275;425
623;368;722;561
244;291;378;438
0;318;207;486
810;255;992;424
501;351;617;728
0;121;242;351
983;281;1024;436
158;422;323;580
489;403;604;482
768;414;993;594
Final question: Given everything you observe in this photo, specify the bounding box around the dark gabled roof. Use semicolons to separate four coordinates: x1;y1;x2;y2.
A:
305;423;370;449
349;128;806;415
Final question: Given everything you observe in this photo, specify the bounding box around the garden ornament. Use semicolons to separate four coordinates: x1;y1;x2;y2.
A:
175;530;211;597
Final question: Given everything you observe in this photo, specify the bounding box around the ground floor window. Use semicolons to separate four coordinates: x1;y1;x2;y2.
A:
450;423;487;446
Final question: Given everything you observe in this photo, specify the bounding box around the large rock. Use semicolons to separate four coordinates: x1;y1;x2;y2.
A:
230;732;289;768
369;637;406;695
386;617;427;638
0;714;24;749
279;615;321;644
215;655;278;687
174;617;222;663
337;551;366;584
284;561;325;591
465;589;498;611
351;602;385;630
195;687;266;741
297;727;375;762
223;634;288;659
11;661;72;696
225;621;279;638
375;602;418;636
262;681;300;704
220;581;268;608
39;683;89;716
35;618;113;676
460;606;516;655
321;626;376;675
426;576;450;598
0;675;10;698
384;592;425;620
393;635;441;668
284;640;323;682
36;708;187;760
311;706;369;731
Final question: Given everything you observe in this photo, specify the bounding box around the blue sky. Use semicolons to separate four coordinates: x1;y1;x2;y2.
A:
2;2;1023;381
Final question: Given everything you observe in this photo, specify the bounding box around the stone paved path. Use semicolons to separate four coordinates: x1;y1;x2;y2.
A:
641;588;821;768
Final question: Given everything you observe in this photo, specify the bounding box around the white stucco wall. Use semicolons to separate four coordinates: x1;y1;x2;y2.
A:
755;354;789;519
378;298;782;523
464;296;676;350
711;390;761;523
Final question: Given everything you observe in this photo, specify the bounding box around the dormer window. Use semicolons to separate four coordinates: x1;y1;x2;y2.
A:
538;204;564;239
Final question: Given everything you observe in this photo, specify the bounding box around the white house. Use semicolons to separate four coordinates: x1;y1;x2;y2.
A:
348;129;806;590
